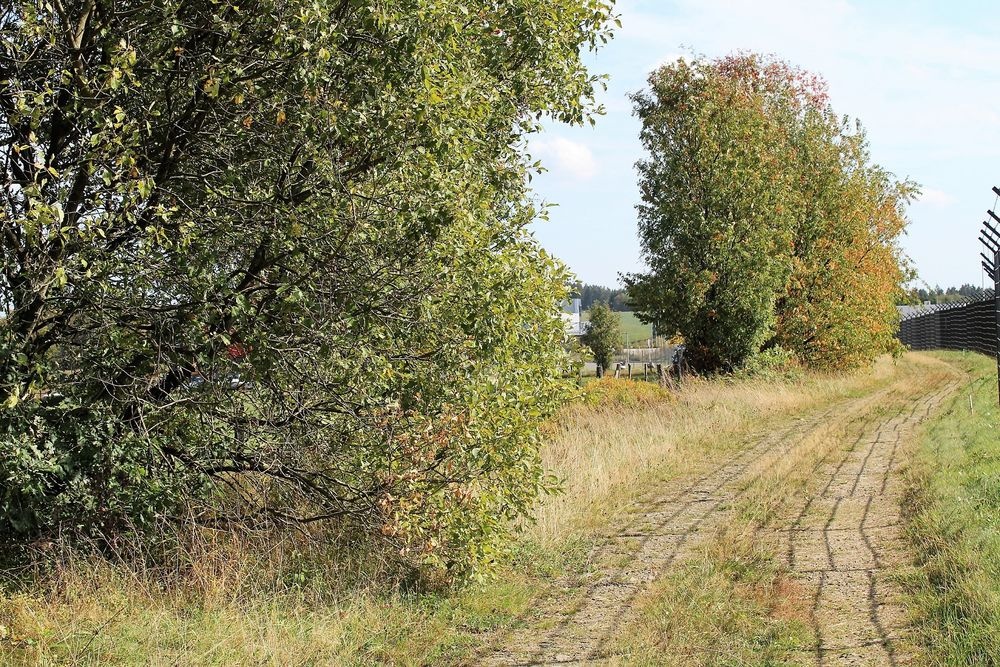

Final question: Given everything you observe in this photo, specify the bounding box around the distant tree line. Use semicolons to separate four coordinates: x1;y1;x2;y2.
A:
570;282;631;311
900;284;989;305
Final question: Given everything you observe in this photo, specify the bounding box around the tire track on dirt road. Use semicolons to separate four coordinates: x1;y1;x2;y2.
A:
480;366;956;667
776;379;960;667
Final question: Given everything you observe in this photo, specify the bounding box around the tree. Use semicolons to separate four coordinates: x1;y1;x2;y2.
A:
772;126;915;369
902;283;987;305
959;284;985;299
625;55;805;372
581;302;621;372
611;292;630;311
0;0;614;574
626;53;913;373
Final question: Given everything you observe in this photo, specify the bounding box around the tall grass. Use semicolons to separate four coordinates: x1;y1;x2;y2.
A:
0;527;541;665
532;357;899;547
0;355;923;664
904;351;1000;665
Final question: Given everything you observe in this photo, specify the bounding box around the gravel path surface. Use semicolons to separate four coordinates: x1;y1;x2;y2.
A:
479;368;958;667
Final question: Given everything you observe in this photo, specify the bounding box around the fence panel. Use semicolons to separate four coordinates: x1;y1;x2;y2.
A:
898;292;997;357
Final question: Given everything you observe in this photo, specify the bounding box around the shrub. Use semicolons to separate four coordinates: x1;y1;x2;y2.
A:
0;0;615;576
581;302;622;372
735;347;804;382
581;378;675;409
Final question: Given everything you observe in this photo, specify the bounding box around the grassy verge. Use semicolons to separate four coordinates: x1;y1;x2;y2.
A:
904;351;1000;665
0;356;930;665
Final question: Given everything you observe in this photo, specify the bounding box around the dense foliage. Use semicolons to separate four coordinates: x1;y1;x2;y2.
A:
626;54;914;372
0;0;614;574
570;281;629;311
580;301;621;371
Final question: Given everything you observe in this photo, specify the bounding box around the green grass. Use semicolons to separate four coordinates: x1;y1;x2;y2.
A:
581;310;653;343
612;532;812;666
904;351;1000;665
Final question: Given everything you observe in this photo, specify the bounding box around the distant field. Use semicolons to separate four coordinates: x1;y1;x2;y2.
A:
581;310;653;343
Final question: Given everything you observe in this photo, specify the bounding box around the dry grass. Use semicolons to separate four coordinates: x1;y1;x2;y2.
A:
531;357;900;547
610;352;958;664
1;356;942;665
610;529;811;666
0;536;541;665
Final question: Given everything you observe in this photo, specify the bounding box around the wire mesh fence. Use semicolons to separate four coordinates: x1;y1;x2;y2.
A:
897;292;998;356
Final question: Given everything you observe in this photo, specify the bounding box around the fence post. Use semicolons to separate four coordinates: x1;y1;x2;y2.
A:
984;202;1000;405
995;248;999;405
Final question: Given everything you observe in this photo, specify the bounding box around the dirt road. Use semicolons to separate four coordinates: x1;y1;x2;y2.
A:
774;378;958;666
480;358;960;666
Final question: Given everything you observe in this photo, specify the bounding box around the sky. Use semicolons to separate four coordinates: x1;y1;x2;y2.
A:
528;0;1000;291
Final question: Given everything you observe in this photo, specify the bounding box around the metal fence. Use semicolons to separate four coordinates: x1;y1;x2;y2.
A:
898;185;1000;404
897;292;997;356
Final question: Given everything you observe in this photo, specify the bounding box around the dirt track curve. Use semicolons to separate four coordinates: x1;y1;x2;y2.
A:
775;379;959;666
480;361;960;666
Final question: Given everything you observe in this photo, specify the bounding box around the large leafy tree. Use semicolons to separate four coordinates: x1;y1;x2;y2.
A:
626;53;913;373
624;55;806;371
773;119;916;369
0;0;614;573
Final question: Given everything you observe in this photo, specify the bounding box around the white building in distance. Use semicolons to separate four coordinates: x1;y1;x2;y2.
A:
561;298;584;336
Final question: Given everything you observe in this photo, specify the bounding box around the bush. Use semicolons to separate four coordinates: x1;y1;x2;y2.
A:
0;0;615;577
734;347;804;382
581;378;675;409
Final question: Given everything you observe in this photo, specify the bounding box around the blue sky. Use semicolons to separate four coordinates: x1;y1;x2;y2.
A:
528;0;1000;291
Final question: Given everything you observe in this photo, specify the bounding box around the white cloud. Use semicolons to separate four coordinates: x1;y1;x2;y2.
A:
611;0;1000;161
530;0;1000;286
533;137;599;181
917;188;955;207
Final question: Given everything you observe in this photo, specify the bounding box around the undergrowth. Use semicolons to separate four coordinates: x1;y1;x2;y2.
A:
580;377;675;408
